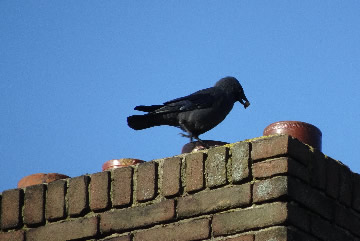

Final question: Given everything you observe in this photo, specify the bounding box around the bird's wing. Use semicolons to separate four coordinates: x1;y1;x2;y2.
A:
161;88;217;112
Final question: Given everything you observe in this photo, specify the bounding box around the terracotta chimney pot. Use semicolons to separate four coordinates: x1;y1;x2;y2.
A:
263;121;322;150
18;173;69;188
102;158;145;171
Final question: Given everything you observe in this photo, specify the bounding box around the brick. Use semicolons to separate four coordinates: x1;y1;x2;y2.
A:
253;176;311;230
206;146;228;188
0;230;25;241
136;162;157;202
252;157;309;182
161;157;181;197
133;218;210;241
255;226;287;241
112;167;132;207
230;142;250;183
286;227;319;241
101;234;131;241
287;203;311;232
253;176;288;203
251;135;311;165
46;179;66;221
311;215;353;241
0;189;22;230
68;175;89;217
23;184;45;226
222;234;254;241
309;149;327;190
100;199;175;233
334;204;360;237
352;173;360;212
255;226;318;241
26;216;98;241
338;165;352;207
251;135;288;161
177;184;251;218
288;177;334;220
185;152;205;192
212;202;288;236
90;171;110;211
326;157;340;199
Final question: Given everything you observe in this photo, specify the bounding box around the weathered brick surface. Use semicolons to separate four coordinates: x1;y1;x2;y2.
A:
286;227;319;241
136;162;157;202
161;157;181;197
178;184;251;218
255;226;287;241
287;203;311;232
212;202;288;236
101;234;131;241
326;157;340;199
251;135;289;161
46;179;66;221
1;189;22;230
352;173;360;212
26;216;98;241
338;165;352;207
334;203;360;237
90;171;110;211
0;230;25;241
133;218;210;241
251;135;311;165
68;175;89;217
221;234;254;241
252;157;308;182
206;146;228;188
311;214;354;241
253;176;288;203
255;226;318;241
230;142;250;183
252;175;331;231
112;167;132;207
253;157;287;178
100;199;175;233
1;136;360;241
309;149;327;190
24;184;45;226
253;174;320;227
288;177;335;220
185;152;205;192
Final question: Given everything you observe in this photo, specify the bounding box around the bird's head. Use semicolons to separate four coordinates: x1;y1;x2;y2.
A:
215;76;250;109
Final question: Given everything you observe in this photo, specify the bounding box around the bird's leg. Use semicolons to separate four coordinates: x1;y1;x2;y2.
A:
178;121;209;148
193;136;209;149
178;120;195;143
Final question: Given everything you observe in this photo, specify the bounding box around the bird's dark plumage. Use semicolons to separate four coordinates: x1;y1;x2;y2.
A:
127;76;250;142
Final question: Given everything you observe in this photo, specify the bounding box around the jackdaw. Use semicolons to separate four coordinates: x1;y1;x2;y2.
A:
127;76;250;143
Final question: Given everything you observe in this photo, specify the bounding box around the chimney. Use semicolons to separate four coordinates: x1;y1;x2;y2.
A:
1;134;359;240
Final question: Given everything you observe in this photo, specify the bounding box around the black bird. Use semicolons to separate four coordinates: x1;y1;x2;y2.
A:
127;76;250;143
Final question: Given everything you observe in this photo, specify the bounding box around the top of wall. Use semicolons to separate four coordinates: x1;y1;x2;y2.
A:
1;134;360;241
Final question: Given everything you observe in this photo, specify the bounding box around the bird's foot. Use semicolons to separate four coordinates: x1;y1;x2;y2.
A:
179;132;209;149
179;132;194;141
179;132;191;138
195;137;210;149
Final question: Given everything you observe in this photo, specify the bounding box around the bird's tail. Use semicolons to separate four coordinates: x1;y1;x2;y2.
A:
127;114;163;130
134;105;163;112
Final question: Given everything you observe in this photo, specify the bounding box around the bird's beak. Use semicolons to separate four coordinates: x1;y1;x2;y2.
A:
239;97;250;109
243;101;250;109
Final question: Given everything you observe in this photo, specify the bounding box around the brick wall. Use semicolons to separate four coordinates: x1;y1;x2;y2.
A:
1;134;360;241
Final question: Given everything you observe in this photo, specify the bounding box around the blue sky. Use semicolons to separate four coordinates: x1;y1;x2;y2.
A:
1;1;359;192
